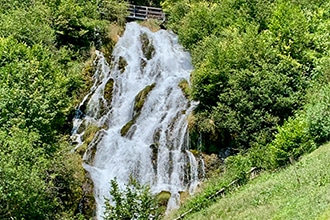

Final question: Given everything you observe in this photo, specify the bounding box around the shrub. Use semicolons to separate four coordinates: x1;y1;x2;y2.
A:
306;85;330;145
268;115;316;168
104;178;161;220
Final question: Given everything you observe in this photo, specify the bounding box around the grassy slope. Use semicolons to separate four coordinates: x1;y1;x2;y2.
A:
186;143;330;220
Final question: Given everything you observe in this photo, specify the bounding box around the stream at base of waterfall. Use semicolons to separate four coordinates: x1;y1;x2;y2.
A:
71;22;203;219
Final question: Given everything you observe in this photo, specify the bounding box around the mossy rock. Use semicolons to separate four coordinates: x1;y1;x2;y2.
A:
202;153;222;178
134;83;156;114
97;98;109;119
79;173;96;218
150;143;159;171
179;191;190;203
83;130;106;165
153;128;161;143
157;191;171;208
77;142;88;157
118;56;127;73
82;50;97;78
82;124;100;143
104;78;114;103
100;23;125;64
121;120;134;137
77;121;87;134
100;40;115;64
140;33;155;60
121;83;156;137
178;79;191;98
139;19;162;32
190;149;200;157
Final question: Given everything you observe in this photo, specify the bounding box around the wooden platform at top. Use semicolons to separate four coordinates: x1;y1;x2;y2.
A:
127;4;165;22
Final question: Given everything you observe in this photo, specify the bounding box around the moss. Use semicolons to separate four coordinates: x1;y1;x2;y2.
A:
101;44;115;64
178;79;191;98
100;24;124;64
134;83;156;114
82;124;100;144
121;120;134;137
120;82;156;137
81;174;96;218
190;149;200;157
104;78;114;103
157;191;171;213
73;50;96;108
97;98;108;119
140;33;155;60
187;113;196;131
153;128;161;143
202;153;222;178
118;56;127;73
77;121;87;134
139;19;162;32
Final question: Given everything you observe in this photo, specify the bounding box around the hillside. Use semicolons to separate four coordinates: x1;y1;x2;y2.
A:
2;0;330;219
171;142;330;219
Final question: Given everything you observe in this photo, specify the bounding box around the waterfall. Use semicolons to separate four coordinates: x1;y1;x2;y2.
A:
71;22;199;219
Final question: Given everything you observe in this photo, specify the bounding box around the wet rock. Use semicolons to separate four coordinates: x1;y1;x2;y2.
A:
118;56;127;73
75;173;96;218
150;143;159;174
104;78;114;103
140;33;155;60
157;191;171;210
201;153;222;178
178;79;190;98
121;120;134;137
134;83;156;115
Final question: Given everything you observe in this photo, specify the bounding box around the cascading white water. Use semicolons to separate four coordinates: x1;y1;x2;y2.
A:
71;22;200;219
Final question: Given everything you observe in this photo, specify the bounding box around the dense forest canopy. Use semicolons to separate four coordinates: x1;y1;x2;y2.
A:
1;0;330;219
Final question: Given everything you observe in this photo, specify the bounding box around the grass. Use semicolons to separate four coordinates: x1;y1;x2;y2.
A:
178;142;330;219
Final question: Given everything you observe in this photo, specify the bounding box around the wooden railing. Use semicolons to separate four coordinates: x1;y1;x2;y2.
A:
127;4;165;22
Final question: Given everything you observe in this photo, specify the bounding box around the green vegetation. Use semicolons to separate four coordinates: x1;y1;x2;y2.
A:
161;0;330;218
121;120;135;136
140;33;155;60
121;83;156;136
178;79;190;98
134;83;156;114
2;0;330;218
104;178;161;219
163;0;330;154
166;75;330;219
175;142;330;219
0;0;128;218
129;0;163;7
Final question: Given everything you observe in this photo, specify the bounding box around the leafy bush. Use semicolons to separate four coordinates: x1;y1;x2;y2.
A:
0;37;81;144
104;178;161;220
164;0;330;154
306;85;330;145
0;3;55;46
0;128;52;219
0;0;129;218
268;115;316;167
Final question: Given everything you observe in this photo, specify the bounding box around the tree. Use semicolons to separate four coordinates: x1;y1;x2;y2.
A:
165;0;328;154
104;178;161;220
